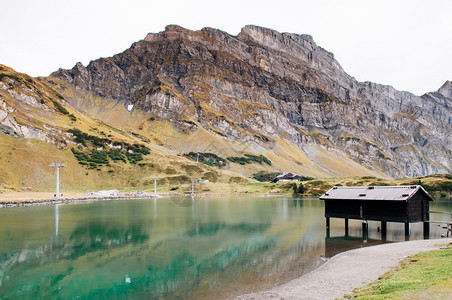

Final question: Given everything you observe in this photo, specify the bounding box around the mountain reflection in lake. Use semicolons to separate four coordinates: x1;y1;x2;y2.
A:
0;196;450;299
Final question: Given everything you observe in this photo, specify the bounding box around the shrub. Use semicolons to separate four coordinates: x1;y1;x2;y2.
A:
183;152;227;168
52;100;69;115
71;148;89;164
227;154;272;166
68;128;89;146
227;156;249;165
252;171;280;182
113;141;123;147
0;73;20;82
69;129;150;168
132;144;150;155
244;154;271;165
88;149;109;164
107;149;126;162
126;152;143;164
67;128;109;148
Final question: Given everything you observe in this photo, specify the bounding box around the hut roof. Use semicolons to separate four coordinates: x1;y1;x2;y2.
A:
320;185;434;202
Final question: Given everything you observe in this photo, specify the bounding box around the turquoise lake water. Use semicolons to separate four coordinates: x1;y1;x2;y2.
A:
0;196;450;299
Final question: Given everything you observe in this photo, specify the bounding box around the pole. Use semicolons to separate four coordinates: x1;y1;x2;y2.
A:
56;166;60;196
326;217;330;238
50;162;65;198
55;205;59;236
362;220;368;242
345;218;349;237
423;221;430;239
191;179;195;196
381;221;387;240
405;222;410;241
152;176;158;197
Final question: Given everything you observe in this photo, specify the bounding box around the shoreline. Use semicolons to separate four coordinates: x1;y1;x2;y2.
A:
237;237;452;299
0;192;293;208
0;195;154;208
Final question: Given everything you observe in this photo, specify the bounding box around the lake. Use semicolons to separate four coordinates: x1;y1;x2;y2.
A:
0;196;450;299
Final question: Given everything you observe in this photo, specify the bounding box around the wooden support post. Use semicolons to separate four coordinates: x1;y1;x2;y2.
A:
362;220;368;241
423;222;430;239
423;209;430;240
381;221;387;240
326;217;330;238
405;222;410;241
345;218;349;237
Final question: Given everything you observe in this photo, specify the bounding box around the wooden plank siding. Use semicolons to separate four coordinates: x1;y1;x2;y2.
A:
407;192;430;222
324;200;409;222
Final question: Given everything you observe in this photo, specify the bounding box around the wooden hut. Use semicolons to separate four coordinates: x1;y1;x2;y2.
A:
320;185;434;239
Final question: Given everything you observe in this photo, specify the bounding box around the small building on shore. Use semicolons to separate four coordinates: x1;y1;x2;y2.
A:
272;173;303;183
320;185;434;239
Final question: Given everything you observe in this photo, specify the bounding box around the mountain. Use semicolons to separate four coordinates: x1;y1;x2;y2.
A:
0;64;232;192
47;25;451;178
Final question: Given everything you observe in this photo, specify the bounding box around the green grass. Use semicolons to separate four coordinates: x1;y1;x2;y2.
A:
349;242;452;299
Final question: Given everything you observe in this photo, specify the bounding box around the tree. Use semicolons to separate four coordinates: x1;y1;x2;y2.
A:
293;183;298;194
298;182;305;195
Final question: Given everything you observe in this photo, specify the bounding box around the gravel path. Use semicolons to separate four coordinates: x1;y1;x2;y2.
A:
238;237;452;300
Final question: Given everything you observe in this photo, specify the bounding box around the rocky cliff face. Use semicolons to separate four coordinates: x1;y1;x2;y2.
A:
0;65;73;148
51;25;451;178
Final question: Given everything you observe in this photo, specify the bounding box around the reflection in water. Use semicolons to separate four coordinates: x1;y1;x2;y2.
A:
0;196;449;299
324;236;388;258
168;195;199;208
55;205;59;236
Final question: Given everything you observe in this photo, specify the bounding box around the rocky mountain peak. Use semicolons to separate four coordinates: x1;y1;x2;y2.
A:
144;24;189;42
238;25;316;51
437;80;452;98
49;25;452;178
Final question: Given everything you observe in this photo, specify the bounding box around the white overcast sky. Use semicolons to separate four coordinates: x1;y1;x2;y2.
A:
1;0;451;95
